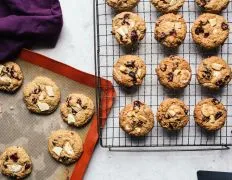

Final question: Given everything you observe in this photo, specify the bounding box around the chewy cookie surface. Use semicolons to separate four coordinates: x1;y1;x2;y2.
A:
48;130;83;165
119;101;154;136
191;13;229;49
154;13;187;48
60;94;95;127
156;98;189;131
112;12;146;46
151;0;185;13
197;56;232;89
194;98;227;131
0;62;23;92
113;55;146;87
0;146;32;179
23;76;61;114
156;55;192;89
107;0;140;11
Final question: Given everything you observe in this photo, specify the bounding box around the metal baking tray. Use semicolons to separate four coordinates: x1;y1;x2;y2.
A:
94;0;232;151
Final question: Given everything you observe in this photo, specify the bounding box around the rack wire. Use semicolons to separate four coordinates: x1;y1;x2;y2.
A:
94;0;232;151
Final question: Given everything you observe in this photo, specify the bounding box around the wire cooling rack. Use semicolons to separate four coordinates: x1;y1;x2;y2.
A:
94;0;232;151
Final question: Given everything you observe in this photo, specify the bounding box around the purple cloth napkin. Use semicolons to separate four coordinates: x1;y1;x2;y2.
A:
0;0;63;61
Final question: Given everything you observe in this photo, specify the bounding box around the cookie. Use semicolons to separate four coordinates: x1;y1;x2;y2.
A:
194;98;227;131
48;130;83;165
119;101;154;136
0;146;32;179
156;55;192;89
196;0;229;14
23;76;61;114
151;0;185;13
107;0;140;11
191;13;229;49
113;55;146;87
112;12;146;46
197;56;232;89
0;62;23;92
154;13;187;48
156;98;189;131
60;94;95;127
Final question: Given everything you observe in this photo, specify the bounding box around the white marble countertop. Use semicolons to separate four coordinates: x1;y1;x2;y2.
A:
34;0;232;179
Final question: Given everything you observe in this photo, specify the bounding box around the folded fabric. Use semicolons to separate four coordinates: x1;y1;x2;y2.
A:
0;0;63;61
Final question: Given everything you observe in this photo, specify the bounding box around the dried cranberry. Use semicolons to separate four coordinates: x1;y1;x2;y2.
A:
221;22;229;30
83;106;87;110
131;30;138;42
202;67;212;80
224;75;230;82
10;153;19;162
129;71;136;83
33;87;41;94
167;72;174;82
133;101;142;109
204;33;209;38
160;32;166;39
216;80;225;87
195;27;204;35
72;108;77;115
202;116;210;121
77;99;82;105
170;29;177;37
32;97;37;104
199;0;206;6
215;111;223;120
137;120;143;127
184;109;188;115
212;98;220;105
25;163;31;170
125;61;135;68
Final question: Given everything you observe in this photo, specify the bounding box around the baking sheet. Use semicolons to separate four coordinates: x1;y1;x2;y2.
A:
96;0;232;149
0;58;96;179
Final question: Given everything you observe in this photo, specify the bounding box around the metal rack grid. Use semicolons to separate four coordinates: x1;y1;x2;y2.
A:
94;0;232;151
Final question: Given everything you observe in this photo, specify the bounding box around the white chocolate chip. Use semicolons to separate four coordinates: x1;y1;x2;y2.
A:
119;65;127;72
136;69;143;78
72;105;82;113
67;114;76;124
180;70;191;83
45;86;54;97
135;127;141;133
209;115;215;123
211;63;223;71
52;147;63;156
8;164;22;173
174;69;181;76
201;104;215;117
213;71;221;78
170;0;177;5
63;142;74;155
0;76;11;85
116;26;128;37
208;18;217;27
0;65;4;74
37;102;50;111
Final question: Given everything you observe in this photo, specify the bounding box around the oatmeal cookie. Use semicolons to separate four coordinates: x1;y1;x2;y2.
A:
107;0;140;11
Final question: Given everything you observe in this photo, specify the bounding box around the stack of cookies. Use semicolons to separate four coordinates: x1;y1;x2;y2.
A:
0;62;95;179
107;0;231;137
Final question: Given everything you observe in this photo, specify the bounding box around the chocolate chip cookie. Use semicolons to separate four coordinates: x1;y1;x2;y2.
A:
23;76;61;114
151;0;185;13
194;98;227;131
156;55;192;89
154;13;187;48
112;12;146;46
107;0;140;11
60;94;95;127
48;130;83;165
119;101;154;136
196;0;229;14
191;13;229;49
0;62;23;93
156;98;189;131
197;56;232;89
113;55;146;87
0;146;32;179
